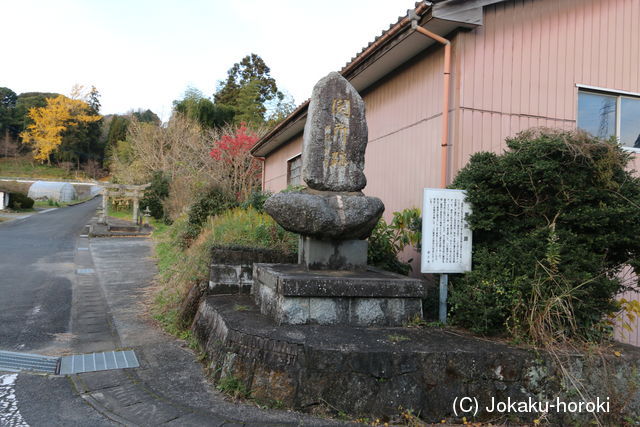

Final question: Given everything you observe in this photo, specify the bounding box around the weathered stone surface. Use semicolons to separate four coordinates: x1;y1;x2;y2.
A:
193;294;640;424
251;263;425;326
264;191;383;240
254;263;426;298
299;237;367;270
302;72;367;192
210;246;296;265
178;281;207;329
207;246;297;296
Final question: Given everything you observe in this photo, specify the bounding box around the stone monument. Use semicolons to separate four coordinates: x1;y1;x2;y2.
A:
253;72;426;326
265;72;384;270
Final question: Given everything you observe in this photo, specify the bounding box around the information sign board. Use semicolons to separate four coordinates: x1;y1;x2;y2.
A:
421;188;472;273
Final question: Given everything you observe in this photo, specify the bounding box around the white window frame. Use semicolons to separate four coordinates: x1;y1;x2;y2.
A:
576;84;640;153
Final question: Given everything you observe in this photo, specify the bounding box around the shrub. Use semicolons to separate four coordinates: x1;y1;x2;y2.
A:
202;207;297;254
8;192;34;210
449;129;640;342
180;186;237;247
140;171;170;220
239;190;271;212
367;208;421;275
153;207;297;332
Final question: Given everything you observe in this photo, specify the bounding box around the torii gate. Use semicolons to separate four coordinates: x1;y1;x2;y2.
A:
99;183;151;225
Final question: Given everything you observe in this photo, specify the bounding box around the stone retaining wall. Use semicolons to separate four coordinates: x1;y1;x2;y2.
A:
193;295;640;424
208;246;296;295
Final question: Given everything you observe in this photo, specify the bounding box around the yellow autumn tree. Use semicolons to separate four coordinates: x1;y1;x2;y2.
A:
21;94;101;164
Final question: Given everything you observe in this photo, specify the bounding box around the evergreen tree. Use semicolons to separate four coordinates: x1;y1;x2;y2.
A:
213;53;284;125
86;86;104;162
132;109;160;124
174;88;234;129
0;87;18;140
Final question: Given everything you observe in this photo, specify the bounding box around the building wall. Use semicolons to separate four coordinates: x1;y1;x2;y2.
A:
453;0;640;347
363;43;452;219
260;0;640;343
452;0;640;176
264;0;640;201
264;42;453;220
263;134;303;192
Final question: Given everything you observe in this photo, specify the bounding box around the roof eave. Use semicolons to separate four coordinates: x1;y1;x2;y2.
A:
251;0;507;158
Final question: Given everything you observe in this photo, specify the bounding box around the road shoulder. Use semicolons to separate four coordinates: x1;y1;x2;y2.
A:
74;236;344;426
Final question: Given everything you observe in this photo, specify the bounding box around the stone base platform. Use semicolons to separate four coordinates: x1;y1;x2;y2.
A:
89;216;152;237
252;263;426;326
192;295;640;424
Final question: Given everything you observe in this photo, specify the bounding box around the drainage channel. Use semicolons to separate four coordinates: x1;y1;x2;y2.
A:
0;350;139;375
0;350;59;374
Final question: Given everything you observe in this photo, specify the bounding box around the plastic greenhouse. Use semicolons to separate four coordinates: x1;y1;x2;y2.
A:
28;181;77;202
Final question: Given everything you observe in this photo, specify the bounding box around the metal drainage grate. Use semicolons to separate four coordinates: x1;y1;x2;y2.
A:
0;350;59;374
59;350;139;375
0;350;139;375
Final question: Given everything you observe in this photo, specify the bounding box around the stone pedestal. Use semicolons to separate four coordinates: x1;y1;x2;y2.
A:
258;73;428;327
298;236;367;270
252;263;426;326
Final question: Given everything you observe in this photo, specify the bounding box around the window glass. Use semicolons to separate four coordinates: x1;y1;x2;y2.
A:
287;155;302;186
621;97;640;148
577;92;617;140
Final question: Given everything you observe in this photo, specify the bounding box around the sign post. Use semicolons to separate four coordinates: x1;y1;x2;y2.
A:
421;189;472;323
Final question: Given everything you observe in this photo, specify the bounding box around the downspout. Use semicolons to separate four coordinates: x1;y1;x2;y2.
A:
410;7;454;325
409;9;452;189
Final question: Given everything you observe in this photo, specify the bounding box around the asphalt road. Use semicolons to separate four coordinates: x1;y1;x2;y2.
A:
0;199;340;426
0;198;99;353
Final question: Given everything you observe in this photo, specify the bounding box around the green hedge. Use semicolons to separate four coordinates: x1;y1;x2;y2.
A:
8;193;34;210
449;129;640;342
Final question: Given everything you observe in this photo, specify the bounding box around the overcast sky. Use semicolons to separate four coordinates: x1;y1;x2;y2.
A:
1;0;418;121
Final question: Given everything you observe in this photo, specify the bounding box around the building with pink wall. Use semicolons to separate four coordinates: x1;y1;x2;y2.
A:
251;0;640;343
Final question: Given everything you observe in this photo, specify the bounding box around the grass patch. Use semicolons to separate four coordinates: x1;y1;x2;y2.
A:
404;314;427;328
33;197;95;209
0;157;90;180
106;206;167;232
216;375;250;399
34;200;61;208
150;207;296;339
387;334;410;343
106;208;133;220
254;398;285;410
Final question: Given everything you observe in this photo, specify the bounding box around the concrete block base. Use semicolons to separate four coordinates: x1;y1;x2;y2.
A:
252;263;426;326
299;236;367;270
